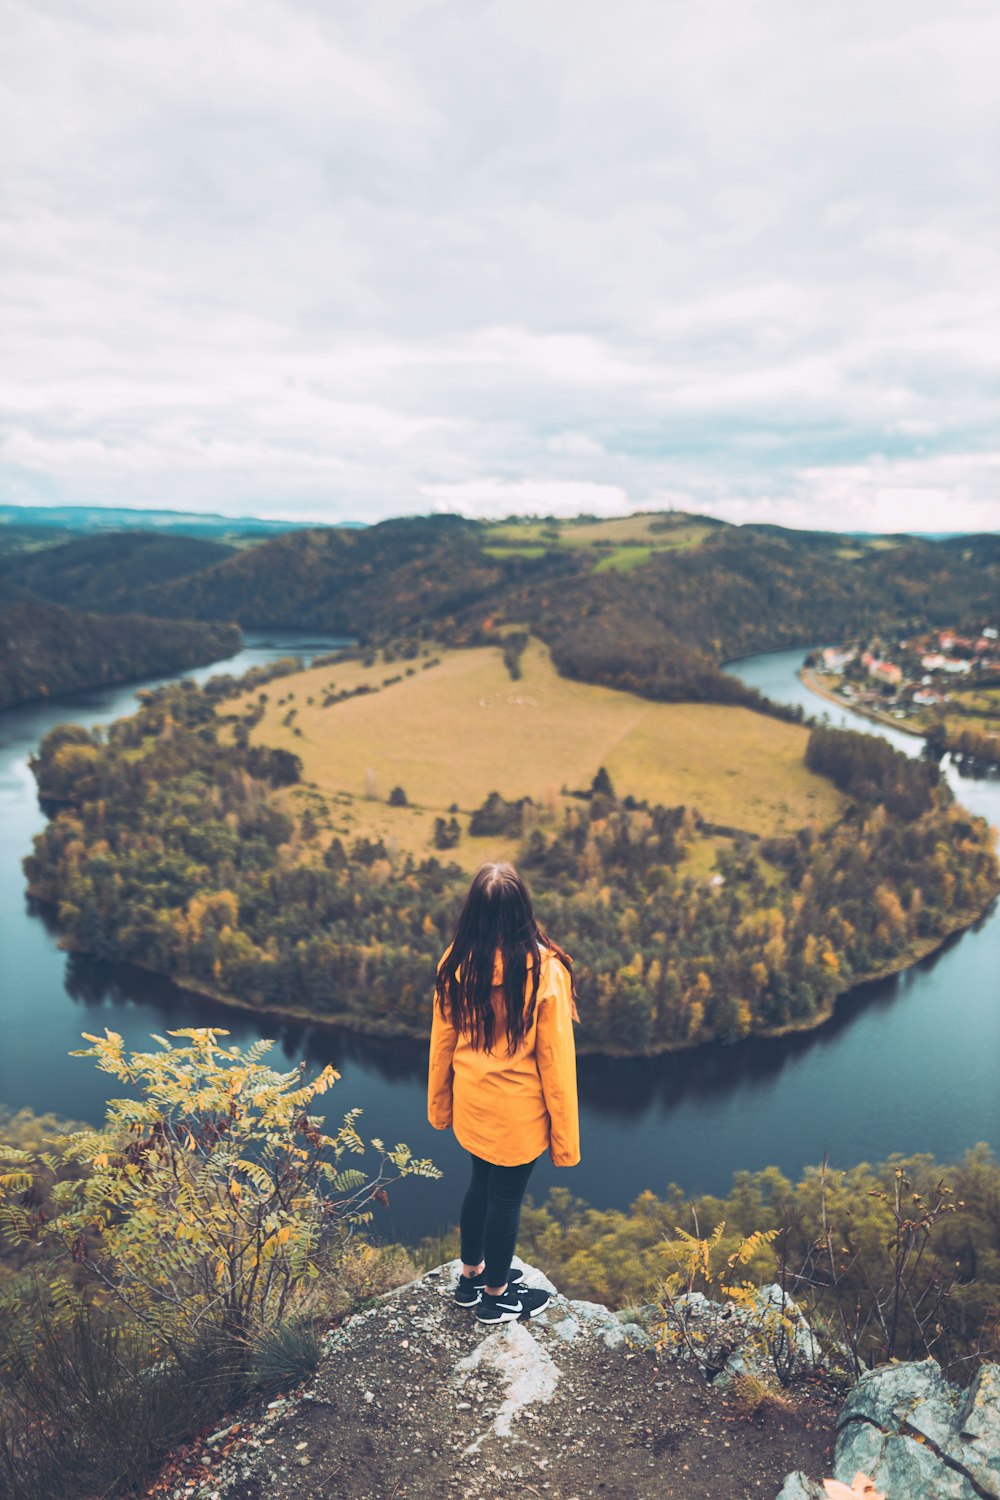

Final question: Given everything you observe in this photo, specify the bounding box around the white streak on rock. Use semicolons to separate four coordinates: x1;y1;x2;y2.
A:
454;1322;560;1451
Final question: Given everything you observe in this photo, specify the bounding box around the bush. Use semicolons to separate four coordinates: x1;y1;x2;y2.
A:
244;1317;323;1396
0;1301;240;1500
468;790;530;837
434;816;461;850
0;1030;441;1500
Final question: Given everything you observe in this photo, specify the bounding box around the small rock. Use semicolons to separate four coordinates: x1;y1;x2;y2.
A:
774;1475;825;1500
205;1424;236;1446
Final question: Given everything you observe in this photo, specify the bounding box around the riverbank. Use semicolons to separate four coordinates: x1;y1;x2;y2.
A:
799;667;926;739
801;666;1000;774
34;879;999;1061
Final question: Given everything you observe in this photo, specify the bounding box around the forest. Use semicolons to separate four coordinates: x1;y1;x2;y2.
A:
0;580;241;712
22;671;999;1056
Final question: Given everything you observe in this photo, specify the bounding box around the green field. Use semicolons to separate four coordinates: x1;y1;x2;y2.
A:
481;544;547;561
593;544;653;573
482;512;717;572
223;639;843;871
948;686;1000;720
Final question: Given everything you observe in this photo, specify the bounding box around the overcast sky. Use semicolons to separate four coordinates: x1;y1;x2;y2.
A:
3;1;998;532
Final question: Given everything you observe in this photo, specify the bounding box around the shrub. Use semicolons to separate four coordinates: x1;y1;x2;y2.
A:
0;1031;441;1499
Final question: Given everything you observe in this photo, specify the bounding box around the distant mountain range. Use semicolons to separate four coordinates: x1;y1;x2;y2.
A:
0;503;364;546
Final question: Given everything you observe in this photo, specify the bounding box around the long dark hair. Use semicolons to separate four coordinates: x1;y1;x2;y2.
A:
435;862;577;1056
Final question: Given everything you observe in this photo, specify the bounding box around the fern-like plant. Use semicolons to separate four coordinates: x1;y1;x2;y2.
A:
0;1027;440;1356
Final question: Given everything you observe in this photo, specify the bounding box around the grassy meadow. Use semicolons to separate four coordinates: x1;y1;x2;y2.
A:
481;512;718;569
221;638;843;872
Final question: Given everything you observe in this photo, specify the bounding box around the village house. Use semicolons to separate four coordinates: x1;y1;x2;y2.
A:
861;651;902;687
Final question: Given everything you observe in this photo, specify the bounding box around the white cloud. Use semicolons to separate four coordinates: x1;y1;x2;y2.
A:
1;0;998;530
546;432;607;458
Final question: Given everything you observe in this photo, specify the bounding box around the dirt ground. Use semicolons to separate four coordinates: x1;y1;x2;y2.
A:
146;1262;839;1500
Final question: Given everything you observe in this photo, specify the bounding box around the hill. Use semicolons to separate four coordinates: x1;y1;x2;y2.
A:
0;523;80;556
45;513;996;710
0;531;239;612
0;591;241;710
102;514;521;630
138;1258;1000;1500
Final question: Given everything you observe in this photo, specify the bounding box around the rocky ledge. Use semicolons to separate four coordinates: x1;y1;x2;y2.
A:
145;1262;998;1500
152;1260;835;1500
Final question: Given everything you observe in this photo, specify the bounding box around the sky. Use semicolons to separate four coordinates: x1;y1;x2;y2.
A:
2;0;999;533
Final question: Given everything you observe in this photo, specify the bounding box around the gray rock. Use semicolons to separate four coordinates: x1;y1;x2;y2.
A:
665;1283;826;1387
838;1357;959;1450
774;1474;825;1500
616;1301;661;1328
955;1361;1000;1497
776;1357;1000;1500
844;1422;972;1498
617;1322;652;1348
566;1298;629;1348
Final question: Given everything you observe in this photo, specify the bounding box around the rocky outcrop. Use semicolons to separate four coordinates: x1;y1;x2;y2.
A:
154;1260;836;1500
777;1357;1000;1500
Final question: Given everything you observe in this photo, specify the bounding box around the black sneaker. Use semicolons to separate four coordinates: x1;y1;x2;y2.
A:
454;1264;524;1308
475;1281;550;1324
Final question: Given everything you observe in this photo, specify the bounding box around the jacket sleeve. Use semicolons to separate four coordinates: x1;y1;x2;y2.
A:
536;957;580;1167
427;987;459;1131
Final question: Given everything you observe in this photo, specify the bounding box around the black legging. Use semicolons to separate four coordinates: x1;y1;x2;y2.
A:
459;1151;540;1290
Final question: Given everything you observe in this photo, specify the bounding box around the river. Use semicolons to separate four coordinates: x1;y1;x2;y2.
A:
1;635;997;1244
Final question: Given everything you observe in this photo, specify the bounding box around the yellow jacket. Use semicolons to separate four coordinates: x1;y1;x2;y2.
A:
427;947;581;1168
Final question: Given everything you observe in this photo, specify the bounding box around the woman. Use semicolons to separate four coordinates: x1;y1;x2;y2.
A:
427;861;580;1325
